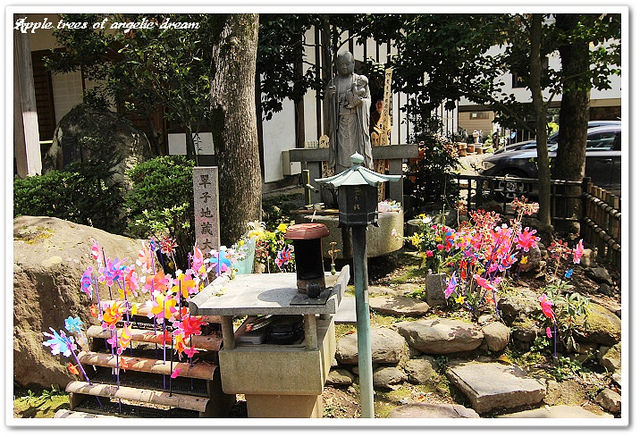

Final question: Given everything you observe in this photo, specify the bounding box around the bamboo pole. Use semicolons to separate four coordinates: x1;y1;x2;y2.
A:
86;325;222;351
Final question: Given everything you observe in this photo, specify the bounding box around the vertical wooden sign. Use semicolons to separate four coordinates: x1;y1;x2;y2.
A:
193;167;220;253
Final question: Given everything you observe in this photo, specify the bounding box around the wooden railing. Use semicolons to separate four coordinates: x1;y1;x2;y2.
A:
582;179;621;268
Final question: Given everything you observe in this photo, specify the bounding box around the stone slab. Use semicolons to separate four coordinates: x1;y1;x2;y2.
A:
335;294;357;323
387;403;480;418
446;361;546;414
189;266;349;316
498;405;613;418
369;295;430;317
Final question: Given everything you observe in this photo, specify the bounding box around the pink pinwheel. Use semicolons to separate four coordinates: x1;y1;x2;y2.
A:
474;274;496;291
170;367;182;379
123;266;139;297
90;239;101;263
275;246;292;270
80;267;93;298
539;294;555;320
516;227;539;252
546;327;553;338
191;246;205;275
573;239;584;264
444;274;457;299
99;257;127;287
184;346;199;359
137;244;153;273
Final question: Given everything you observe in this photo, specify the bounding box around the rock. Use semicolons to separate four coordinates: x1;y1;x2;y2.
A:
373;366;406;389
368;285;398;296
446;361;546;414
497;287;541;324
581;248;594;267
612;373;621;386
510;317;541;343
387;403;479;418
424;273;447;307
477;313;494;325
331;357;339;368
335;327;407;365
396;318;484;354
596;284;613;296
599;342;621;373
586;267;613;285
13;216;146;389
544;380;588;406
595;389;621;414
574;303;621;346
519;243;542;273
404;356;439;385
44;102;149;190
369;295;430;317
482;322;511;352
326;368;355;386
498;405;612;418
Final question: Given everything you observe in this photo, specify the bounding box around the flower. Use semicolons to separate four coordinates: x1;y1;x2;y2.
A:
436;244;444;251
277;223;288;233
546;327;553;338
455;295;466;305
425;250;434;258
539;294;555;320
64;316;84;334
410;233;423;247
43;328;75;357
564;269;574;279
160;236;178;256
170;367;182;379
275;246;293;270
573;239;584;264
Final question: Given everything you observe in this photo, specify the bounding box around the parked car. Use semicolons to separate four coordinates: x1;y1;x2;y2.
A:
494;120;621;154
481;125;621;198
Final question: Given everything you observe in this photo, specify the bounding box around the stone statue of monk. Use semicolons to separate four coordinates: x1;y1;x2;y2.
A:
324;51;373;173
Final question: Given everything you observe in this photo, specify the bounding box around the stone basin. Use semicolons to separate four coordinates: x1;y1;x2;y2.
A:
294;210;404;259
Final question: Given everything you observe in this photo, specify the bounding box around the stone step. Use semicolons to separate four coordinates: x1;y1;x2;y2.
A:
100;300;223;325
66;381;210;413
78;351;217;381
86;325;222;351
54;408;115;419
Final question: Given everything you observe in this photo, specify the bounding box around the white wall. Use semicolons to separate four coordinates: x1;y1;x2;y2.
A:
261;98;297;183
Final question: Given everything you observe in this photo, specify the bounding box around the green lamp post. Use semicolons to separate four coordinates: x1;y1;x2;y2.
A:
316;152;401;418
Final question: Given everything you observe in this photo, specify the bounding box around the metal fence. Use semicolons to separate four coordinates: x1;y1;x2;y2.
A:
453;174;621;268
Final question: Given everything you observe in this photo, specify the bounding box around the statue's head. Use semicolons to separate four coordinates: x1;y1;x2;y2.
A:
336;51;355;76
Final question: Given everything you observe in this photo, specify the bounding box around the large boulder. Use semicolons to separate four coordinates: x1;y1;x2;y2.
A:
335;327;407;365
574;303;621;346
44;102;149;189
13;216;145;388
396;318;484;354
497;287;541;324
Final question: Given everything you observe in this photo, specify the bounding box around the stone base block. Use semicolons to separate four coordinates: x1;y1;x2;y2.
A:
245;393;323;418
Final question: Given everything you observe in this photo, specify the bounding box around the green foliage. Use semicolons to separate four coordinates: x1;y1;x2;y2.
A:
405;132;460;218
551;356;584;381
14;134;125;234
123;156;195;266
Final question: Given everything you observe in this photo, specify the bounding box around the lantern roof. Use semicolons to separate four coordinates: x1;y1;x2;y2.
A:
315;153;401;188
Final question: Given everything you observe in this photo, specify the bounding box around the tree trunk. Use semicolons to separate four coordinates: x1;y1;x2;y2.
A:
210;14;262;245
553;14;591;235
185;124;197;160
529;14;553;238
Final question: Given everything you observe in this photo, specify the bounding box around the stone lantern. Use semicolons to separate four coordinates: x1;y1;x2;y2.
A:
315;152;401;418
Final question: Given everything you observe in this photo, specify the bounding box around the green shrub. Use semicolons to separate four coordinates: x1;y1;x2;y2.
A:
124;155;195;267
14;135;125;234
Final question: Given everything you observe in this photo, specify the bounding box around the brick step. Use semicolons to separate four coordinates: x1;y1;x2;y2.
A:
100;300;223;325
78;351;217;381
86;325;222;351
66;381;210;413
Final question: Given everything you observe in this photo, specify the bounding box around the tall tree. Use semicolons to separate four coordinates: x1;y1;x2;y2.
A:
553;14;621;234
211;14;262;245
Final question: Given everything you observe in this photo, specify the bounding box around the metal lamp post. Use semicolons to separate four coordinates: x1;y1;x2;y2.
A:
316;152;400;418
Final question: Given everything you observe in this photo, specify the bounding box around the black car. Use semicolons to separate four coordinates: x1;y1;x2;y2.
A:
480;125;621;197
495;120;620;155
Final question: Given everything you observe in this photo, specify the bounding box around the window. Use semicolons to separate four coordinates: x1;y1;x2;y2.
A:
586;131;619;151
470;112;489;120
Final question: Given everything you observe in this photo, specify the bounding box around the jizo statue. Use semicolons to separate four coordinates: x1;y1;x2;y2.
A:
324;51;373;173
